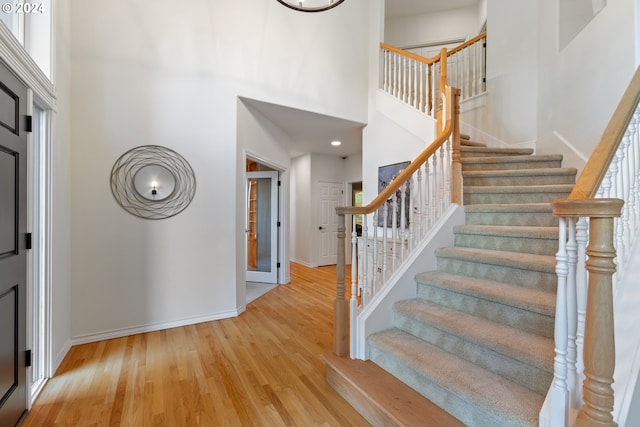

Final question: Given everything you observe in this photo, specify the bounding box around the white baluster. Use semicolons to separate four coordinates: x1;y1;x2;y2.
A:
611;147;625;265
403;56;408;102
634;110;640;228
382;203;388;282
424;162;430;229
372;211;379;294
550;217;570;426
351;215;358;304
619;124;633;263
626;114;638;235
416;168;423;240
362;213;369;302
432;154;439;224
419;62;425;113
439;145;446;217
566;218;579;408
575;216;589;400
391;193;398;272
393;53;399;98
400;183;407;262
408;176;415;251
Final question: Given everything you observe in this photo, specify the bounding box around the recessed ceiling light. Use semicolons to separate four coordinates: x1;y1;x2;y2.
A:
331;140;342;146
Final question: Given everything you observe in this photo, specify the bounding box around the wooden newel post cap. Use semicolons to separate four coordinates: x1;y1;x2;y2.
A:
552;198;624;218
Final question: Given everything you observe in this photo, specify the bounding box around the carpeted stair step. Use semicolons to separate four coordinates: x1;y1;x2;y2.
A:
435;247;557;292
461;139;487;147
415;271;555;337
463;184;573;204
368;329;544;427
463;167;577;186
460;146;534;157
461;154;563;171
393;299;554;394
453;224;559;256
464;203;558;226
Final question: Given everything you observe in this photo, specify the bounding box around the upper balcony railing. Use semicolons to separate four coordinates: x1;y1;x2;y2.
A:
380;32;486;123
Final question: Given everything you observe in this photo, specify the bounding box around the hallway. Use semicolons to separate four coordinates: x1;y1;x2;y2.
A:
23;263;368;426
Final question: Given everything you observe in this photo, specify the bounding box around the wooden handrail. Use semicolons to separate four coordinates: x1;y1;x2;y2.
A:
447;32;486;56
567;66;640;200
380;32;486;64
380;42;441;65
336;85;457;218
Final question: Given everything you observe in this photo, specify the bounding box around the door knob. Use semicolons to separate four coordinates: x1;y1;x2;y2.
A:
319;226;325;230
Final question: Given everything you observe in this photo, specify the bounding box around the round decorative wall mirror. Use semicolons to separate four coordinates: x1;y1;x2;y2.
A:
110;145;196;220
133;164;176;201
276;0;345;12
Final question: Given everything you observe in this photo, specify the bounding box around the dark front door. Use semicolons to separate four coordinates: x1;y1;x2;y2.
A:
0;62;28;426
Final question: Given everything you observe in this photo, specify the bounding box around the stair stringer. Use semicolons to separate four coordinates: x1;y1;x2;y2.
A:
352;204;465;360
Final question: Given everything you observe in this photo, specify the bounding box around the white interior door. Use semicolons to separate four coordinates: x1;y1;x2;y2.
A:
317;181;343;266
246;171;278;283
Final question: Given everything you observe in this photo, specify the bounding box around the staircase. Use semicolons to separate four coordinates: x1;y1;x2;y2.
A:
366;138;577;426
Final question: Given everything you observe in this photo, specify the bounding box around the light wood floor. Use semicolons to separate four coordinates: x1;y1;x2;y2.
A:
23;263;370;427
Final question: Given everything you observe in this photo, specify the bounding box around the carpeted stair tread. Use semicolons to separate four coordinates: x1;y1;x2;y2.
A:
368;329;544;427
461;155;563;171
460;146;534;157
415;271;556;317
463;184;573;204
453;224;558;240
394;299;554;372
435;247;556;274
462;168;577;186
464;203;554;214
461;154;563;164
463;167;577;178
464;184;574;194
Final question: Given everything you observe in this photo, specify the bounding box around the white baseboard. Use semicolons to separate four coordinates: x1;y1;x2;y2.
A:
70;310;240;346
52;338;72;375
290;258;317;268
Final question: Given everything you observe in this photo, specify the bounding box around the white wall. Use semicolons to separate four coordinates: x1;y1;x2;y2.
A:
470;0;539;147
289;152;358;266
69;0;369;341
460;0;636;170
236;99;291;302
361;110;434;214
385;5;483;49
51;0;72;370
290;154;312;266
344;151;363;184
535;0;636;170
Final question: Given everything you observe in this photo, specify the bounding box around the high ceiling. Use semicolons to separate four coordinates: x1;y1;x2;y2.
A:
255;0;480;159
385;0;480;19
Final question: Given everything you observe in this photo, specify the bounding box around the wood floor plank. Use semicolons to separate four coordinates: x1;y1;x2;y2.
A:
23;263;369;426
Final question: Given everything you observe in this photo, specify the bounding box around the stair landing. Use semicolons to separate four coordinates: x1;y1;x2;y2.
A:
323;352;465;427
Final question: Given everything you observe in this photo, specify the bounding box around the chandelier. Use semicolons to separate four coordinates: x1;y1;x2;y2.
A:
276;0;345;12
